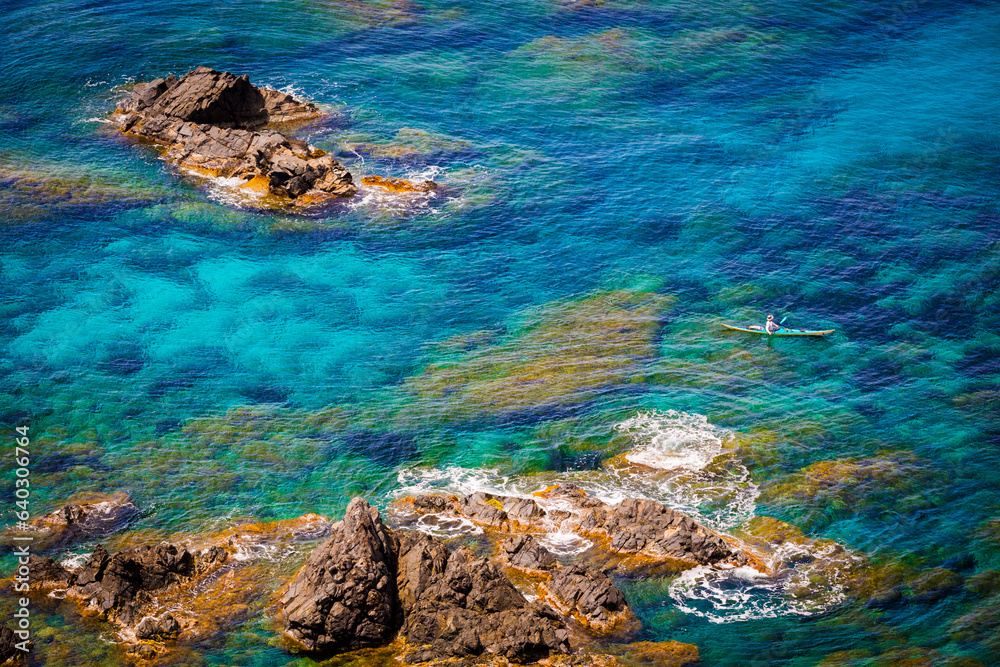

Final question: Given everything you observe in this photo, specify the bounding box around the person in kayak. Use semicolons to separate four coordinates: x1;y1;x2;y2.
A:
765;314;781;334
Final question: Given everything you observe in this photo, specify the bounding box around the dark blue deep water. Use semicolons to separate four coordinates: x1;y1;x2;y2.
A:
2;0;999;664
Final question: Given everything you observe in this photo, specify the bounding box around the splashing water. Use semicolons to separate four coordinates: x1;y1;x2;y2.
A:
668;539;859;623
606;410;759;530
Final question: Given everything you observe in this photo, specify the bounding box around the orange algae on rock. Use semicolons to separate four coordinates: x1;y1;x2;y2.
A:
361;174;438;192
613;640;700;666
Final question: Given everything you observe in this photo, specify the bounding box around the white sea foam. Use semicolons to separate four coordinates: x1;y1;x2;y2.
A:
191;173;264;208
395;465;522;498
617;410;725;471
412;512;484;538
604;410;759;531
536;531;592;557
667;540;857;623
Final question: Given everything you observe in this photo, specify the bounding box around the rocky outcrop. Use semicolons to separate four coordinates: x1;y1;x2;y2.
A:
281;501;572;663
15;513;329;663
579;496;737;566
280;498;401;653
65;544;194;623
113;67;356;206
1;492;139;551
503;534;559;572
395;484;747;573
26;554;71;587
398;541;570;664
538;565;636;636
0;625;26;665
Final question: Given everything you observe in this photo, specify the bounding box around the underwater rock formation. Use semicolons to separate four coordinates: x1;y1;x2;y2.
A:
401;290;674;423
361;174;438;193
112;67;357;207
1;492;139;551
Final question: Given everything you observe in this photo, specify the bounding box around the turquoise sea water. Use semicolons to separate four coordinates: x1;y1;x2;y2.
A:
2;0;999;664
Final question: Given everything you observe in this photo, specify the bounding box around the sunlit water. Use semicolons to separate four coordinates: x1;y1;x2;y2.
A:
2;0;999;664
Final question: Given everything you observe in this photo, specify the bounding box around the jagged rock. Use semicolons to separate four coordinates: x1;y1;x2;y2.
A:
281;498;400;653
118;66;316;130
396;531;450;611
538;565;636;635
134;614;180;640
113;67;357;206
26;554;71;587
2;492;139;551
399;543;570;663
0;625;27;664
580;497;738;565
502;535;558;572
66;544;194;622
397;485;746;573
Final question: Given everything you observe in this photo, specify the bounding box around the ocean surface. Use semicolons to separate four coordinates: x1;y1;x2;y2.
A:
2;0;999;664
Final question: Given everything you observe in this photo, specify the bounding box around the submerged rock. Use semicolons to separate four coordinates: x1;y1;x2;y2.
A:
2;492;139;551
113;67;357;208
401;290;675;422
361;174;438;193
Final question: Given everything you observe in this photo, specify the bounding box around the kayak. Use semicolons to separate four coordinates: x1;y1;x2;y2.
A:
722;323;835;336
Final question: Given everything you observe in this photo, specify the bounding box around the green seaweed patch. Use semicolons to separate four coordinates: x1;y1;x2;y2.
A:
343;127;474;160
0;155;168;222
759;451;946;530
951;594;1000;656
397;289;674;423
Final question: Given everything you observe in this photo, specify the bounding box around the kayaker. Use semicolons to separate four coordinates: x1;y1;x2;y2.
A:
765;314;780;334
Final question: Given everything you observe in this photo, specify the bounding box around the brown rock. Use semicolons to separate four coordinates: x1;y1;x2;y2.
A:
280;498;401;654
113;67;355;207
0;625;28;664
134;614;180;640
2;492;139;551
538;565;636;636
396;485;746;574
502;534;559;572
361;174;437;193
26;554;71;588
399;542;570;663
65;543;194;623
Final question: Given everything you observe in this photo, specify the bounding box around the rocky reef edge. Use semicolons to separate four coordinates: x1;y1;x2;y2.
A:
2;485;736;666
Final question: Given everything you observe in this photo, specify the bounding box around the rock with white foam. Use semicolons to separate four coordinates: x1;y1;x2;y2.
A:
0;491;139;551
396;484;747;574
112;67;357;208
